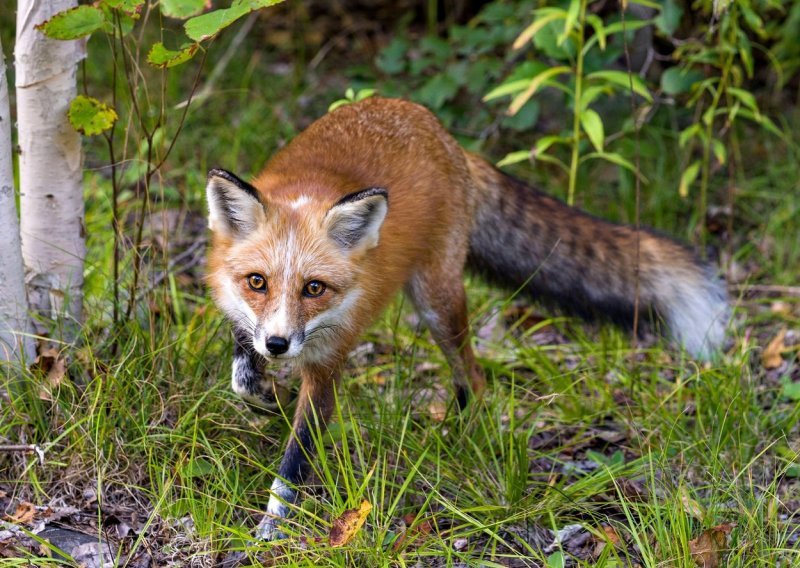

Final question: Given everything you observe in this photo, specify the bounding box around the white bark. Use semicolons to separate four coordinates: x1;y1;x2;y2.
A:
15;0;86;339
0;39;36;364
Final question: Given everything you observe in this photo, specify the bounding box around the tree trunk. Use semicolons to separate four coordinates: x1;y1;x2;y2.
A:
15;0;86;341
0;38;36;365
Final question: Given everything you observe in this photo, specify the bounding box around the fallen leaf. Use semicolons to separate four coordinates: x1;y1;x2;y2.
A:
32;348;68;400
680;487;704;521
592;525;621;558
688;523;735;567
427;400;447;422
4;502;36;525
329;500;371;547
762;327;787;369
393;513;434;551
770;301;792;316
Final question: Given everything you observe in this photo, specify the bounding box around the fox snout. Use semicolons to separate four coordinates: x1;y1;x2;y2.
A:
254;328;306;359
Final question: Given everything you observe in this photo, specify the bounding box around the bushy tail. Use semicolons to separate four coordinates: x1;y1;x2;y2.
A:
464;153;729;358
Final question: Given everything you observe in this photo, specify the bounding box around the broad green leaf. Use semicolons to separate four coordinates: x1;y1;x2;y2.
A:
737;29;754;78
184;0;283;42
36;5;106;40
497;150;531;167
147;42;200;68
586;70;652;102
654;0;683;35
660;67;703;96
580;108;604;152
509;66;570;115
678;160;701;198
68;95;118;136
161;0;207;19
513;9;566;50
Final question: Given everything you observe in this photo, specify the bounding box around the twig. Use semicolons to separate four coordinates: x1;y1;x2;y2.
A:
134;238;207;303
0;444;45;465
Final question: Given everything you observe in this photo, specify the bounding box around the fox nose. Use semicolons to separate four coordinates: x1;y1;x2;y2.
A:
265;336;289;356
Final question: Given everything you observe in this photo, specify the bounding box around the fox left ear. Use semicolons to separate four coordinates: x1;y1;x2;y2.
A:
206;169;266;237
324;188;388;251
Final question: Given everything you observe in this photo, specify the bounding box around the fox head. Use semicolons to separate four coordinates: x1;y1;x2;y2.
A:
205;169;388;364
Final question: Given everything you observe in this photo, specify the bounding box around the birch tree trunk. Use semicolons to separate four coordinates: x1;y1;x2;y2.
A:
15;0;86;340
0;39;35;365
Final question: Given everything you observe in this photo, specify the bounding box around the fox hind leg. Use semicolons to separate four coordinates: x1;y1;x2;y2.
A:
405;271;486;409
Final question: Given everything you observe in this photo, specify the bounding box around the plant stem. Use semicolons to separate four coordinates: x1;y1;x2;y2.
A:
567;0;588;206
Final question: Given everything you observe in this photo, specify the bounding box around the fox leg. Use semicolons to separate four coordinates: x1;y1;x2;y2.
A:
255;365;337;540
406;272;486;409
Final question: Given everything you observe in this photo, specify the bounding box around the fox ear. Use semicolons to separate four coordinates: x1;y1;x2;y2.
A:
324;188;388;251
206;169;265;237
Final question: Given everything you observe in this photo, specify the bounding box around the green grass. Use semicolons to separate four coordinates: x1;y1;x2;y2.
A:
2;13;800;567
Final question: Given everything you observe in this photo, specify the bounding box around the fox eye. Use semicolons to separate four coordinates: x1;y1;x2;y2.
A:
303;280;326;298
247;273;267;292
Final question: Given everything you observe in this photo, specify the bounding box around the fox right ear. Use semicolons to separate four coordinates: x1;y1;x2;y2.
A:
206;169;265;237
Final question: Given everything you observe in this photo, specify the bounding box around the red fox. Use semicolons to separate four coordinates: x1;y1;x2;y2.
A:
206;97;728;541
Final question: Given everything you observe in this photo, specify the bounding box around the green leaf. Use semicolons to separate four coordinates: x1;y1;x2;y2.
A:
36;5;106;40
484;79;531;101
509;66;570;115
547;550;565;568
660;67;704;96
513;9;566;50
534;135;568;156
581;152;648;183
711;138;727;166
161;0;208;19
781;381;800;401
678;160;701;198
104;0;145;13
558;0;581;45
587;70;652;102
147;42;200;68
580;109;604;152
679;123;702;148
68;95;118;136
585;14;606;50
497;150;531;167
727;87;760;117
184;0;284;42
654;0;683;35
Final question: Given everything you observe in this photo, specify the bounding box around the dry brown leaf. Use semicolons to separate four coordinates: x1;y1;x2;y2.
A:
393;513;434;551
32;348;67;400
680;487;705;521
762;327;787;369
688;523;735;567
329;500;371;547
427;400;447;422
592;525;622;558
4;502;36;525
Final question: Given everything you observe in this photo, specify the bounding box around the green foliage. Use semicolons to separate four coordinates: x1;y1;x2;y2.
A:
328;87;377;112
67;95;118;135
488;0;656;204
35;5;107;39
374;2;540;136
